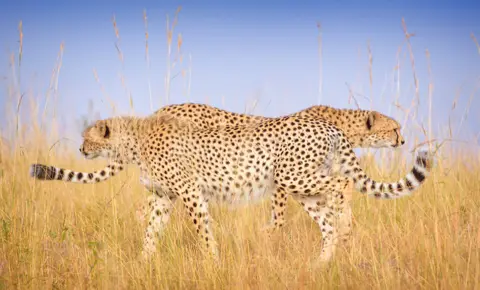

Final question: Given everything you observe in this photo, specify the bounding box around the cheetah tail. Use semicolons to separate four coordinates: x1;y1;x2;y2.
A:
341;149;434;199
29;162;125;183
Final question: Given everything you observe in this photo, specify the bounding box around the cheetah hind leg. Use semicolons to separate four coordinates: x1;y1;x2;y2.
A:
293;189;350;265
262;188;289;236
141;189;176;260
293;195;336;263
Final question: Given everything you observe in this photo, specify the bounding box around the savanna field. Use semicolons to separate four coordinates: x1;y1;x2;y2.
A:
1;7;480;290
1;136;480;289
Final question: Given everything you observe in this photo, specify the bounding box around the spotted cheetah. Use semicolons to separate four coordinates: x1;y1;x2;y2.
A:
30;111;433;262
155;103;405;149
136;103;405;223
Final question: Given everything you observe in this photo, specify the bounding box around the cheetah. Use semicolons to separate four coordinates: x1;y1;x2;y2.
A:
137;103;405;224
30;111;434;262
155;103;405;149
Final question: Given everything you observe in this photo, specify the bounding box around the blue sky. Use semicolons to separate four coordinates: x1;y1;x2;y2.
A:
1;0;479;149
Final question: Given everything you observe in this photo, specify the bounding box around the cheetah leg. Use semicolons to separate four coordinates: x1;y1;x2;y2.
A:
337;199;353;247
291;177;353;263
335;179;354;248
294;194;339;263
180;188;218;260
263;188;288;234
135;196;151;224
141;189;176;259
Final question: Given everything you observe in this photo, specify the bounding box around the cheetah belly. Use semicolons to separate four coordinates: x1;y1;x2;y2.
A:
197;159;276;206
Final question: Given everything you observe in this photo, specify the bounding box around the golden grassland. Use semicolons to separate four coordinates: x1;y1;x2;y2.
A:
1;144;479;289
2;8;480;290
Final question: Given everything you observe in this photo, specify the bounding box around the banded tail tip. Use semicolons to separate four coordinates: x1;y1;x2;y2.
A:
29;164;56;180
415;149;435;171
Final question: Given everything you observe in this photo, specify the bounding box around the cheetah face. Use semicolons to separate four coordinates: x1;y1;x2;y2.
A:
79;120;119;160
357;112;405;148
362;128;405;148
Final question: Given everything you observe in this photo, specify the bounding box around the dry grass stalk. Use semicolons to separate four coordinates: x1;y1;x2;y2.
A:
92;68;116;114
471;33;480;55
367;40;373;110
164;6;183;105
317;21;323;105
17;21;23;66
112;15;134;112
41;41;64;134
426;49;434;151
143;9;153;112
458;78;479;131
399;18;425;141
345;82;361;109
187;53;193;101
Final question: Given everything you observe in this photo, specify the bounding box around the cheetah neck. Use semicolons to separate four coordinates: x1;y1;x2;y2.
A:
303;106;370;148
109;117;146;165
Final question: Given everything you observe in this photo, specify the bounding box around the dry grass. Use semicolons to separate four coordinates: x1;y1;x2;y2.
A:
1;144;479;289
1;9;480;290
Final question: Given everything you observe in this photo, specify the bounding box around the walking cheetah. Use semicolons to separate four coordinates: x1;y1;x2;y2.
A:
136;103;405;223
30;112;433;262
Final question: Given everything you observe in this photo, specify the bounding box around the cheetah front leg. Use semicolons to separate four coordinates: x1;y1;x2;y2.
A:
135;196;151;224
334;179;354;247
141;189;176;259
179;185;219;260
336;198;353;247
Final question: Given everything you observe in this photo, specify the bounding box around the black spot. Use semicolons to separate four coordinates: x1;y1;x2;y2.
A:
67;172;75;181
100;170;106;176
77;172;83;180
88;173;94;179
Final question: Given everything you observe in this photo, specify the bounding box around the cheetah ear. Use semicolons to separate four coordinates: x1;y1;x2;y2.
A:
366;111;379;130
95;120;111;138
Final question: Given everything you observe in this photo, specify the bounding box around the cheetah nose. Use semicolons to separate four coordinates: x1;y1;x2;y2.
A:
79;146;84;153
401;140;405;145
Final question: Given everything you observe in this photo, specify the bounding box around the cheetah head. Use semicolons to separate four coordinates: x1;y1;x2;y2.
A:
357;111;405;148
79;118;125;160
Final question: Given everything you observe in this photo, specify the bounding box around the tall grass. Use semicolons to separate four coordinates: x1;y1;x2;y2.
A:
1;9;479;290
